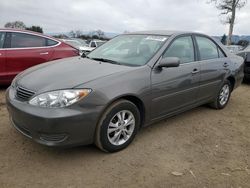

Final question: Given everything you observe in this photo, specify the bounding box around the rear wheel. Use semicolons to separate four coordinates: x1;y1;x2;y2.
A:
210;80;232;109
95;100;140;152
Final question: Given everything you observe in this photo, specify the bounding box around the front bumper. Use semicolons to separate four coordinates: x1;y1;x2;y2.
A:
6;87;104;147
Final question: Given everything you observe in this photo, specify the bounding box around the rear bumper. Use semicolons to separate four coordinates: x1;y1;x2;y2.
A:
6;87;104;147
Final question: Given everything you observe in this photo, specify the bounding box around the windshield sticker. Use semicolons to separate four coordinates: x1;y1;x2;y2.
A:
145;36;167;42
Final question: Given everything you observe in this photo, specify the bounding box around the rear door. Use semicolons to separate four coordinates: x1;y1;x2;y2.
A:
194;35;228;102
151;35;201;120
0;32;6;83
4;32;54;81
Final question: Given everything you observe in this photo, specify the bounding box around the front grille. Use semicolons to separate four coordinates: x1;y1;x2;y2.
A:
16;86;35;101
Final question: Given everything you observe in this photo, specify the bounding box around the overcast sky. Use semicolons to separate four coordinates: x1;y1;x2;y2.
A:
0;0;250;35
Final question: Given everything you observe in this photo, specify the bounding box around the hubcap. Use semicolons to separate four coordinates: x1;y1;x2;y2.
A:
219;84;230;106
107;110;135;146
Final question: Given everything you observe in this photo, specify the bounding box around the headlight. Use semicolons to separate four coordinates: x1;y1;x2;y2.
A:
29;89;91;108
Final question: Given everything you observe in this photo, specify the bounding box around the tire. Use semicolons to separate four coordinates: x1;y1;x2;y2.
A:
209;80;232;109
95;100;140;152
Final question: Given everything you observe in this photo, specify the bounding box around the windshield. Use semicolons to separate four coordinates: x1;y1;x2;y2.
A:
96;41;106;47
87;35;168;66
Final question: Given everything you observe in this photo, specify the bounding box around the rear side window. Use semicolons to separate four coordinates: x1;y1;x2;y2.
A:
196;36;219;60
10;32;46;48
0;32;5;48
46;39;58;46
163;36;195;64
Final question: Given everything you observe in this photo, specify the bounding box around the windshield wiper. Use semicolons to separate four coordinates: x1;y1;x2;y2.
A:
89;57;121;65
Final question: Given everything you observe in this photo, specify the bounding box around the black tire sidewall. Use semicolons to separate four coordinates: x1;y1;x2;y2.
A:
99;101;140;152
216;81;232;109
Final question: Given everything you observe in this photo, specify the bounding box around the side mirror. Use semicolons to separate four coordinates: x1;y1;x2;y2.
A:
157;57;180;68
81;52;86;58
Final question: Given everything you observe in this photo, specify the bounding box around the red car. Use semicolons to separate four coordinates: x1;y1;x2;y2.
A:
0;29;79;84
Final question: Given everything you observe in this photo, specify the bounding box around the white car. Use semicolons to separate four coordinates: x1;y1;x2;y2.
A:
81;40;106;53
61;39;87;54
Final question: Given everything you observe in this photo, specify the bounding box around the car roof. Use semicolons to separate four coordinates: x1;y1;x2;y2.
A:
0;28;59;41
127;30;203;36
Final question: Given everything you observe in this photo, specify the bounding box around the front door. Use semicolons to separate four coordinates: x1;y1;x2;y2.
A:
151;35;200;120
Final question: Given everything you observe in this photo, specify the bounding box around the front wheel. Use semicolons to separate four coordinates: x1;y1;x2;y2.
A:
95;100;140;152
210;80;232;109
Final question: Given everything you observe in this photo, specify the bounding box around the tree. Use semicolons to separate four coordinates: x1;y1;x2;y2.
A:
4;21;26;29
69;30;76;38
95;29;105;39
26;26;43;33
53;34;69;39
209;0;247;45
221;34;227;44
75;30;82;38
92;34;99;39
237;39;249;47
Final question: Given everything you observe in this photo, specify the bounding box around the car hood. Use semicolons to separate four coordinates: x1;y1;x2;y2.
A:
16;57;133;92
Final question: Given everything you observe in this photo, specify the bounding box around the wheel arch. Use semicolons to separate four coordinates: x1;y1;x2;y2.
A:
97;94;146;129
227;75;236;91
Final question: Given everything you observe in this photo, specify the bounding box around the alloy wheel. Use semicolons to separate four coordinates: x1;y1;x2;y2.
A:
219;84;230;106
107;110;135;146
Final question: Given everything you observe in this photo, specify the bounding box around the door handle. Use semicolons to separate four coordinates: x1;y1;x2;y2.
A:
191;68;200;74
223;62;229;67
40;52;49;55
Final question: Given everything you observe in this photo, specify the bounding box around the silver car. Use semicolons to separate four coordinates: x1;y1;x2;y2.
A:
6;31;244;152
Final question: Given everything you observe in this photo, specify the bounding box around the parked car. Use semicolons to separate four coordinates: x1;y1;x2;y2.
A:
6;31;244;152
81;39;106;53
61;39;88;55
237;45;250;80
72;38;88;46
0;29;79;84
226;45;243;53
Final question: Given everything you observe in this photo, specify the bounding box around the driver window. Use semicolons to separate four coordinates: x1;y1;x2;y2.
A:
163;36;195;64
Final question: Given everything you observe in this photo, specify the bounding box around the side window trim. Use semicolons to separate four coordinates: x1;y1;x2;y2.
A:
217;46;227;58
161;34;196;64
3;31;61;50
191;34;199;62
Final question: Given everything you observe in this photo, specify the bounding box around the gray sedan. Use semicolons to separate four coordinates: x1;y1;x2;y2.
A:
6;31;244;152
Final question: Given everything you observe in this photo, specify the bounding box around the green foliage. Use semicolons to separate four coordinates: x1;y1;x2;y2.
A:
5;21;43;34
4;21;26;29
26;26;43;33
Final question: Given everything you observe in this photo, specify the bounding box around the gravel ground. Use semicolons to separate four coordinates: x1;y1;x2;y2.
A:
0;84;249;188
